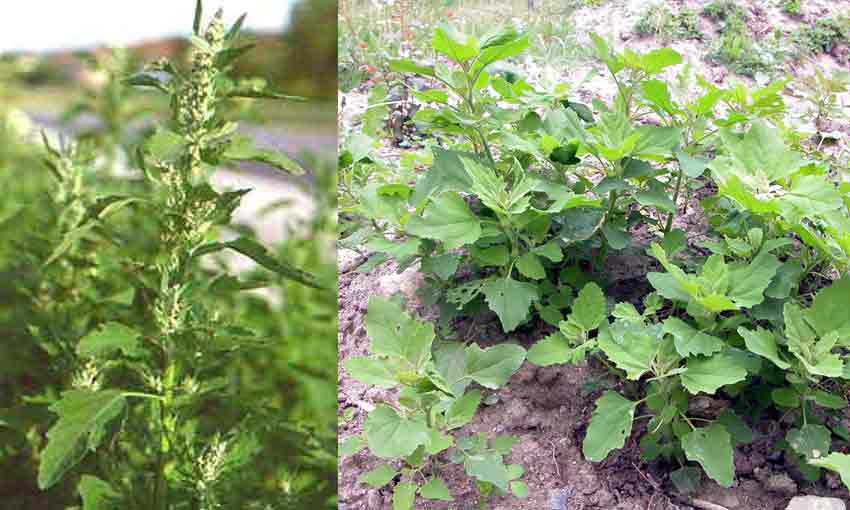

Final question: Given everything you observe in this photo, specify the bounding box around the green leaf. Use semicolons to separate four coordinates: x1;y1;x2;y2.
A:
681;353;748;394
360;464;398;487
223;134;305;174
144;128;184;162
511;480;530;498
389;58;436;77
340;435;367;456
533;241;563;262
411;148;475;205
682;424;734;487
366;297;434;371
445;390;482;430
807;278;850;337
516;252;546;280
663;318;724;357
393;482;417;510
432;26;478;64
527;333;574;366
77;322;141;358
772;388;800;408
787;424;831;460
813;390;847;410
677;152;708;178
38;390;127;489
465;343;527;389
194;237;321;288
583;391;636;462
421;253;461;280
406;192;481;250
421;477;452;501
737;326;790;369
480;277;539;332
363;405;429;459
193;0;203;34
670;466;701;494
425;429;454;455
726;250;781;308
464;452;509;490
809;453;850;487
570;283;607;331
716;409;753;445
597;321;658;380
343;357;399;388
79;475;120;510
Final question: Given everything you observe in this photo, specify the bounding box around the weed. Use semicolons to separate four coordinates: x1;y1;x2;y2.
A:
795;15;850;54
634;5;702;41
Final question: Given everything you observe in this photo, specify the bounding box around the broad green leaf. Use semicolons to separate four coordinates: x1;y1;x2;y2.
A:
421;253;461;280
772;388;800;408
360;464;398;487
570;283;606;331
465;343;527;389
677;152;708;178
445;390;482;430
809;453;850;487
38;390;127;489
670;466;701;494
343;357;399;388
737;326;790;369
807;278;850;337
77;322;141;358
79;475;119;510
393;482;417;510
465;452;509;490
389;58;436;77
583;391;636;462
597;321;658;380
480;277;539;332
726;250;781;308
533;241;563;262
527;333;573;366
682;424;734;487
813;390;847;410
434;342;469;396
366;237;421;260
711;121;805;186
363;405;429;459
511;480;530;498
473;33;530;73
144;128;184;162
421;477;452;501
424;429;453;455
681;353;748;395
366;297;434;371
640;47;683;74
411;148;475;206
516;252;546;280
716;409;753;445
406;192;482;250
787;425;831;460
663;318;724;357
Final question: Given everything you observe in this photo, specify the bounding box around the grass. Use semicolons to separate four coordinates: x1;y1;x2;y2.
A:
634;5;702;41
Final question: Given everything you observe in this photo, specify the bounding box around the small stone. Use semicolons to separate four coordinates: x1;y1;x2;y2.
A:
378;265;424;304
785;495;846;510
338;248;365;273
548;487;573;510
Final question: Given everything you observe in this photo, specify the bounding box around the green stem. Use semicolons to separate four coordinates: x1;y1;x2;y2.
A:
664;164;684;234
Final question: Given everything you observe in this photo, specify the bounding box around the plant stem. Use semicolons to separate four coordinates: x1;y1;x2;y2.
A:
664;164;684;234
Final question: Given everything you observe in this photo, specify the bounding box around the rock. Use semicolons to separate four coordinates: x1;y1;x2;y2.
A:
548;487;573;510
338;248;365;273
696;481;742;509
785;495;846;510
378;265;424;304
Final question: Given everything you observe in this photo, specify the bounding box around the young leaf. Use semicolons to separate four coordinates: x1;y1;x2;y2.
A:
406;192;482;250
663;318;724;357
77;322;141;358
393;482;417;510
480;277;539;332
516;252;546;280
432;26;478;64
363;405;429;459
527;332;574;366
78;475;120;510
420;477;452;501
597;321;658;380
38;390;128;489
359;464;398;487
464;452;510;490
570;282;606;331
583;391;636;462
445;390;482;430
681;424;734;487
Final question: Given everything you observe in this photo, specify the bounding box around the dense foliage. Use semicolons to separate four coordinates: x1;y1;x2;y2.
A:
0;3;336;509
340;23;850;502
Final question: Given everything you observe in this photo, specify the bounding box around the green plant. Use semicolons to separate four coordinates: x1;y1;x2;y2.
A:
780;0;802;16
795;15;850;54
341;297;528;509
3;3;333;509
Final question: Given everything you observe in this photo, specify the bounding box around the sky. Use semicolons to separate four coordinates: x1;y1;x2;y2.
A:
0;1;296;53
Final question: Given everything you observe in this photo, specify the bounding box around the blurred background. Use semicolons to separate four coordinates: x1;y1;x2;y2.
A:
0;1;338;508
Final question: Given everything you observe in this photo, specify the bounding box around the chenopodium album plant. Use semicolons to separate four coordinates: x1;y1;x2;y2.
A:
341;297;528;508
30;3;322;508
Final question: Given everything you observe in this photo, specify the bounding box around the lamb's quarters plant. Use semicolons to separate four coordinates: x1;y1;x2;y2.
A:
342;297;528;508
1;2;335;508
